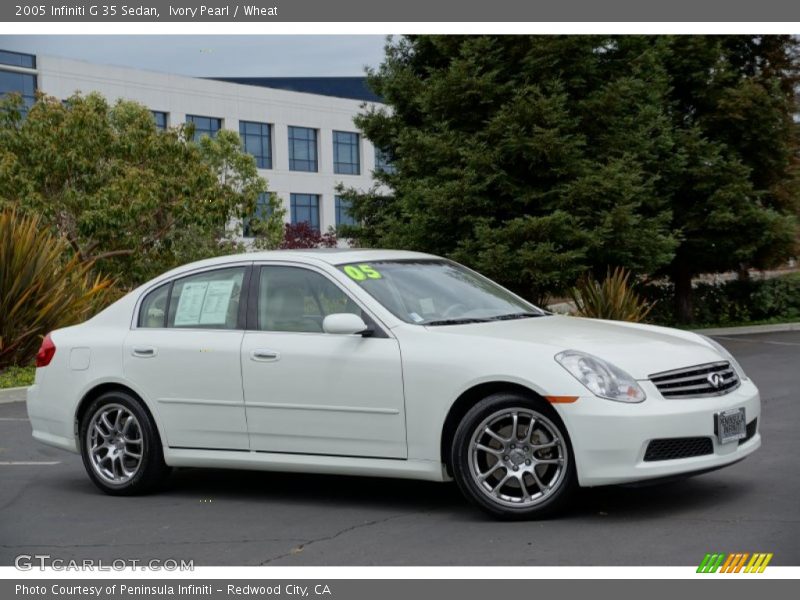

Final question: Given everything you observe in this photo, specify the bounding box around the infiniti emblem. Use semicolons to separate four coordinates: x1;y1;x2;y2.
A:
707;372;725;388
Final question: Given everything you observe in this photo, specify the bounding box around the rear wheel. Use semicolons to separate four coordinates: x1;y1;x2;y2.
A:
451;393;576;519
79;391;169;495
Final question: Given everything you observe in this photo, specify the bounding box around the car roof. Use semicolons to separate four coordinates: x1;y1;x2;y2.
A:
163;249;441;277
249;248;439;265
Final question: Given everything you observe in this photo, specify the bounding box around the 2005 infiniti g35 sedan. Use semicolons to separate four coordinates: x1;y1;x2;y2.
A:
27;249;761;518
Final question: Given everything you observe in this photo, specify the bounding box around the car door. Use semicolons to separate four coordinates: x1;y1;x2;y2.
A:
123;265;251;450
241;264;407;458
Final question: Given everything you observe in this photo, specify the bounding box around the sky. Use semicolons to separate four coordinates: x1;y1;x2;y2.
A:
0;35;388;77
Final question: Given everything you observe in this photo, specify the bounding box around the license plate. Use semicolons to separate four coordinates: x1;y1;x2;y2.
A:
716;408;746;444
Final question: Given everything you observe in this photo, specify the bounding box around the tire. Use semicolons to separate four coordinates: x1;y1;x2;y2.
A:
79;390;170;495
451;392;577;519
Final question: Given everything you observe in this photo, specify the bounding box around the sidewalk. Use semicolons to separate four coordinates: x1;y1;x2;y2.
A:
691;322;800;336
0;386;27;404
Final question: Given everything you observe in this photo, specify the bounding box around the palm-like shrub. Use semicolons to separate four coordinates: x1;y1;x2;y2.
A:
569;267;654;322
0;208;114;369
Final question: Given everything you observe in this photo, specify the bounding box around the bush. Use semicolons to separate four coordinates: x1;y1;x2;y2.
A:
280;222;338;249
569;267;654;322
0;208;114;369
0;365;35;389
643;273;800;327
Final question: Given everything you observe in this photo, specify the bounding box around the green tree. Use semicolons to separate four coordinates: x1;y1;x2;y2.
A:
0;92;284;287
658;36;800;320
341;35;799;319
340;35;679;305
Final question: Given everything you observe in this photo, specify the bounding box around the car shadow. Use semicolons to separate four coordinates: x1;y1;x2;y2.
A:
156;466;755;521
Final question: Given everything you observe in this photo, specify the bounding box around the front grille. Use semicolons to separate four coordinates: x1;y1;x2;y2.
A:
739;418;758;445
644;437;714;462
649;361;740;398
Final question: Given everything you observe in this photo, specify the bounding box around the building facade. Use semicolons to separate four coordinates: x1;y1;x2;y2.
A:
0;49;388;237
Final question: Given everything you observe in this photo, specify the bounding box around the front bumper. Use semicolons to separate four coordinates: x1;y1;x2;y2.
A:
557;378;761;487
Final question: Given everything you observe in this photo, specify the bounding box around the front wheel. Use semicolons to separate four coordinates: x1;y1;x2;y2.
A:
79;391;170;495
451;393;577;519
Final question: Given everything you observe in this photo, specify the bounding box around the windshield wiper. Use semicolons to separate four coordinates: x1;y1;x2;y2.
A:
424;317;492;326
489;312;546;321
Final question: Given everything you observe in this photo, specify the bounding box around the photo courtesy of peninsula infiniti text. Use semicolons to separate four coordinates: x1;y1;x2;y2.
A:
27;249;761;519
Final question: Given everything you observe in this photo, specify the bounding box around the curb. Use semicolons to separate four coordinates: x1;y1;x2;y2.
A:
691;322;800;336
0;386;28;404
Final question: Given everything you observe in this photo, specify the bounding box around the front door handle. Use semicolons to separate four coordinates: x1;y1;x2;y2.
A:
251;349;280;362
132;346;157;358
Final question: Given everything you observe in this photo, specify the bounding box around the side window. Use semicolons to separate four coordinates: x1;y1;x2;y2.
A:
258;266;361;333
138;283;170;328
166;267;246;330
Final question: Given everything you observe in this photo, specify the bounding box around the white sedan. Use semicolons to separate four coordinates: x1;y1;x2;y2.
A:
27;250;760;518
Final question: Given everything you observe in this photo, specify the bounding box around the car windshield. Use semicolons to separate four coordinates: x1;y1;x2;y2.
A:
338;260;546;325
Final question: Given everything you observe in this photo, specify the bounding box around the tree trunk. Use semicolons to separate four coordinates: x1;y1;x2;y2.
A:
737;264;751;282
672;266;694;324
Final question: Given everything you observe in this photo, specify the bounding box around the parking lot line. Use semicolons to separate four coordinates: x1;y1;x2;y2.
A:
0;417;28;421
0;461;60;465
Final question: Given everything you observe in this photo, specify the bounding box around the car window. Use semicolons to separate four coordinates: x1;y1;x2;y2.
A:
258;266;361;333
166;267;246;330
138;283;170;328
338;260;541;324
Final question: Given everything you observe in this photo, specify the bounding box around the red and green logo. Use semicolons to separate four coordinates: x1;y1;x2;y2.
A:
697;553;773;573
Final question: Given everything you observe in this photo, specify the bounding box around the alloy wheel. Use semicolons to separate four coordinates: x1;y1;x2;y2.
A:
467;408;569;508
87;403;144;485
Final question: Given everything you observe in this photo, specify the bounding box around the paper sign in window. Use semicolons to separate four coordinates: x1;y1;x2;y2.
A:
173;281;209;326
173;280;236;326
199;280;236;325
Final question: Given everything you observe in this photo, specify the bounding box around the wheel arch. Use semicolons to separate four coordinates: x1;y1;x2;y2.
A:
440;381;548;476
75;382;164;448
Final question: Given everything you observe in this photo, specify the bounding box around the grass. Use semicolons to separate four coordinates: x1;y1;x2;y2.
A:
0;365;35;389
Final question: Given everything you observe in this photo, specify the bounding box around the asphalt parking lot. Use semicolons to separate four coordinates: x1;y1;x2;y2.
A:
1;331;798;566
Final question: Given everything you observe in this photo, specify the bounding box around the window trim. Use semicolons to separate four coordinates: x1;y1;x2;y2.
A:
133;263;253;331
247;263;389;338
333;130;361;176
137;281;172;328
186;114;223;140
239;120;273;169
287;125;319;172
289;193;321;231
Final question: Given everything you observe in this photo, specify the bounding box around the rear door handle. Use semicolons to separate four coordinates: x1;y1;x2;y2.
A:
132;346;157;358
251;349;279;362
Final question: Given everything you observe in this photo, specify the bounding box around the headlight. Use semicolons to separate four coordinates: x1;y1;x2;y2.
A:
555;350;646;403
696;334;749;381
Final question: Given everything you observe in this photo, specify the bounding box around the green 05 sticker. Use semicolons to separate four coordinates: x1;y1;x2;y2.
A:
344;264;382;280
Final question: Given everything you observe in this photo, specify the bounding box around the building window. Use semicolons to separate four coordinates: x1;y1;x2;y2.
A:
290;193;320;230
374;147;396;174
152;111;168;131
186;115;221;141
335;196;356;228
333;131;360;175
239;121;272;169
288;126;318;172
244;192;274;238
0;70;36;115
0;50;35;69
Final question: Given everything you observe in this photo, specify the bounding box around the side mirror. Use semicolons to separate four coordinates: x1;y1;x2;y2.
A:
322;313;370;336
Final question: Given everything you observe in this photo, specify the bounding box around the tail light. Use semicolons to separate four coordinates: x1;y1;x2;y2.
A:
35;333;56;367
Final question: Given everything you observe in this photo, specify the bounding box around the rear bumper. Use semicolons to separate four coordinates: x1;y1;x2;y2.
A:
27;383;78;453
557;378;761;487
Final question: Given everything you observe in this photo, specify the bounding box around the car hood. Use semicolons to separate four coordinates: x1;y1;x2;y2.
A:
425;315;723;379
